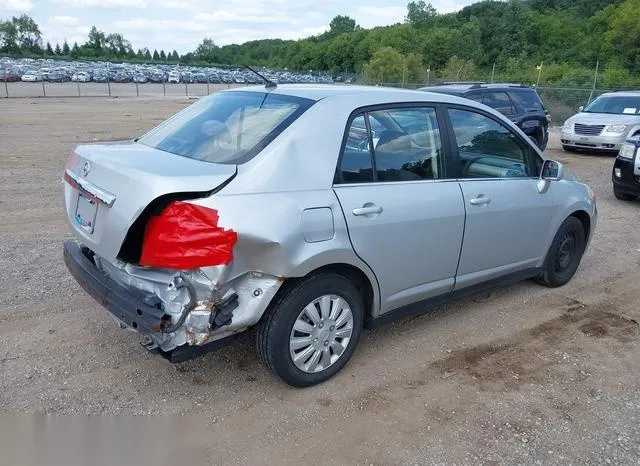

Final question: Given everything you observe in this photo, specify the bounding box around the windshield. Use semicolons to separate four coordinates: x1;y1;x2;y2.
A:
138;91;314;164
583;95;640;115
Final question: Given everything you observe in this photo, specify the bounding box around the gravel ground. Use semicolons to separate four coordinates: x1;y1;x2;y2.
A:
0;97;639;464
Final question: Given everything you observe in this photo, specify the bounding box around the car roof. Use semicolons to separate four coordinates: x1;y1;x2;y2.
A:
597;91;640;98
222;84;477;106
419;83;534;94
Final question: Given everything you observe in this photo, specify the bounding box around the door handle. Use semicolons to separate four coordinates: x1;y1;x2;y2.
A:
352;204;383;216
469;196;491;206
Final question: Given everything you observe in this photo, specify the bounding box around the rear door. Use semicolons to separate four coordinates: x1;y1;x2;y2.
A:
445;106;554;289
334;105;465;314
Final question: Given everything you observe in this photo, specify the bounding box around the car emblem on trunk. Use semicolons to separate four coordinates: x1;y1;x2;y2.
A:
82;161;92;177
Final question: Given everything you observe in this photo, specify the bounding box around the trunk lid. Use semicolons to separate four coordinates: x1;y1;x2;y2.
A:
63;141;236;262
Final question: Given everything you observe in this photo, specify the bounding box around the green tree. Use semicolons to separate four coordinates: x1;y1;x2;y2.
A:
152;49;159;61
105;33;132;57
329;15;358;35
406;1;438;28
54;43;61;55
85;25;106;56
160;50;166;60
144;48;152;60
13;14;42;52
441;55;476;81
45;41;53;55
603;0;640;67
0;19;19;53
171;50;179;62
70;42;80;58
364;46;405;83
62;40;70;55
194;38;216;62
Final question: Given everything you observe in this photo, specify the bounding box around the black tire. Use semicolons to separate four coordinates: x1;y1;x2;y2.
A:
256;273;364;387
614;188;637;201
562;144;577;152
536;216;586;288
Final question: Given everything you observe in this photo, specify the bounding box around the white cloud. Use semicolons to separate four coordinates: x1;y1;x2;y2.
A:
113;18;210;33
49;0;147;8
47;15;79;26
0;0;33;12
352;6;406;28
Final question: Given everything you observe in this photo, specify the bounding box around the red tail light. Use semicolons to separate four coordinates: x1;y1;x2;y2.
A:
139;201;237;269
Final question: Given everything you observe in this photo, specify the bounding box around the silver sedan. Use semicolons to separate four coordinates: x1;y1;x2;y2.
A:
62;85;597;386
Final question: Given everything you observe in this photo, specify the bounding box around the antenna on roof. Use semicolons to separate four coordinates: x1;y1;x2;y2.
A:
243;64;277;89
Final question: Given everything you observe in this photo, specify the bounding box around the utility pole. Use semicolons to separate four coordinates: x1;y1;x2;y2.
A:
490;62;496;84
535;61;543;87
588;61;599;104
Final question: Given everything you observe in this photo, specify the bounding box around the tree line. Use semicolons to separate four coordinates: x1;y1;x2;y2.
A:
1;0;640;87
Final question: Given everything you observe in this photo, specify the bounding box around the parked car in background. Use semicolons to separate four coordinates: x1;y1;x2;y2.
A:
62;85;596;387
21;70;43;82
419;83;551;150
93;71;108;83
612;138;640;200
561;91;640;153
149;71;165;83
167;71;181;84
133;73;148;83
71;71;91;82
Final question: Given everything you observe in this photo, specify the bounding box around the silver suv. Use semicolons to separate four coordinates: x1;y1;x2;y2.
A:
561;91;640;153
62;85;597;386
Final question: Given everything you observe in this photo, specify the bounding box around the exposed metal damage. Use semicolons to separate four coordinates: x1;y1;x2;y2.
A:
94;254;282;353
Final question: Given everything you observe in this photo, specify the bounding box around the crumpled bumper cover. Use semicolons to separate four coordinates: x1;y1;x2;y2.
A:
63;240;165;335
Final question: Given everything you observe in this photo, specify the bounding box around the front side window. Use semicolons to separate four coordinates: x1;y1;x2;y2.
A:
482;92;516;115
138;91;314;164
448;108;532;179
338;107;445;183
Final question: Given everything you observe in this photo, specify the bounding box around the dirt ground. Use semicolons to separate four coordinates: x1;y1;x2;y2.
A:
1;97;639;464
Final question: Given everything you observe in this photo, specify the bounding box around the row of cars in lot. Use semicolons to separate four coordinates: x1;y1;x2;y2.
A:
0;57;336;84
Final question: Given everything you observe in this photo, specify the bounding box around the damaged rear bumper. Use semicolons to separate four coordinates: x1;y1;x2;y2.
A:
63;240;165;335
63;240;283;362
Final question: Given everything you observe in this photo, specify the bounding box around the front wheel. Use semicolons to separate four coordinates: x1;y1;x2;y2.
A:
536;217;586;288
256;273;364;387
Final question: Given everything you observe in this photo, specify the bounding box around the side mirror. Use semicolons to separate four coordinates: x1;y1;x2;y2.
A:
537;160;564;193
578;106;584;112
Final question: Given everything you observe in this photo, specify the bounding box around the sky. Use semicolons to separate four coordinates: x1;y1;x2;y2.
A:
0;0;476;53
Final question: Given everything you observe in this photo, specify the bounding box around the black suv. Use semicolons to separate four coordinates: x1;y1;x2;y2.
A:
419;83;551;150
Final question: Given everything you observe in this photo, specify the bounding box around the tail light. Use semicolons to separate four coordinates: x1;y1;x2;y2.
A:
139;201;237;270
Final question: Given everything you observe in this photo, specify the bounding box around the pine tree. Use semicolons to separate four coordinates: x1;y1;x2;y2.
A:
152;49;159;61
45;42;53;55
62;40;70;55
160;50;166;60
54;43;62;55
70;42;80;58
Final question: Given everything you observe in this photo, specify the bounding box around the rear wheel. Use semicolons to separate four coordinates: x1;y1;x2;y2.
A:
614;188;637;201
256;273;364;387
536;217;586;288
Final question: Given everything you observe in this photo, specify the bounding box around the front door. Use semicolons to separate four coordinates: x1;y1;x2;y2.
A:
446;107;555;289
333;107;465;314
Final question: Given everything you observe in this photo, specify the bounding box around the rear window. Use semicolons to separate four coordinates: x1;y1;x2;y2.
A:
138;91;314;164
510;89;544;112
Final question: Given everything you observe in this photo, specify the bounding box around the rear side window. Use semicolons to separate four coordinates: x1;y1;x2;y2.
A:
482;92;516;115
138;91;314;164
510;90;544;112
338;107;444;183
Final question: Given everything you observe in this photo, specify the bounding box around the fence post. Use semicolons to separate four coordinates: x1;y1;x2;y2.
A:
426;67;430;85
107;63;111;97
535;61;543;87
163;77;166;96
206;75;210;95
76;64;80;97
185;79;188;96
490;62;496;84
588;60;599;104
136;80;139;97
5;73;9;98
41;76;46;97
